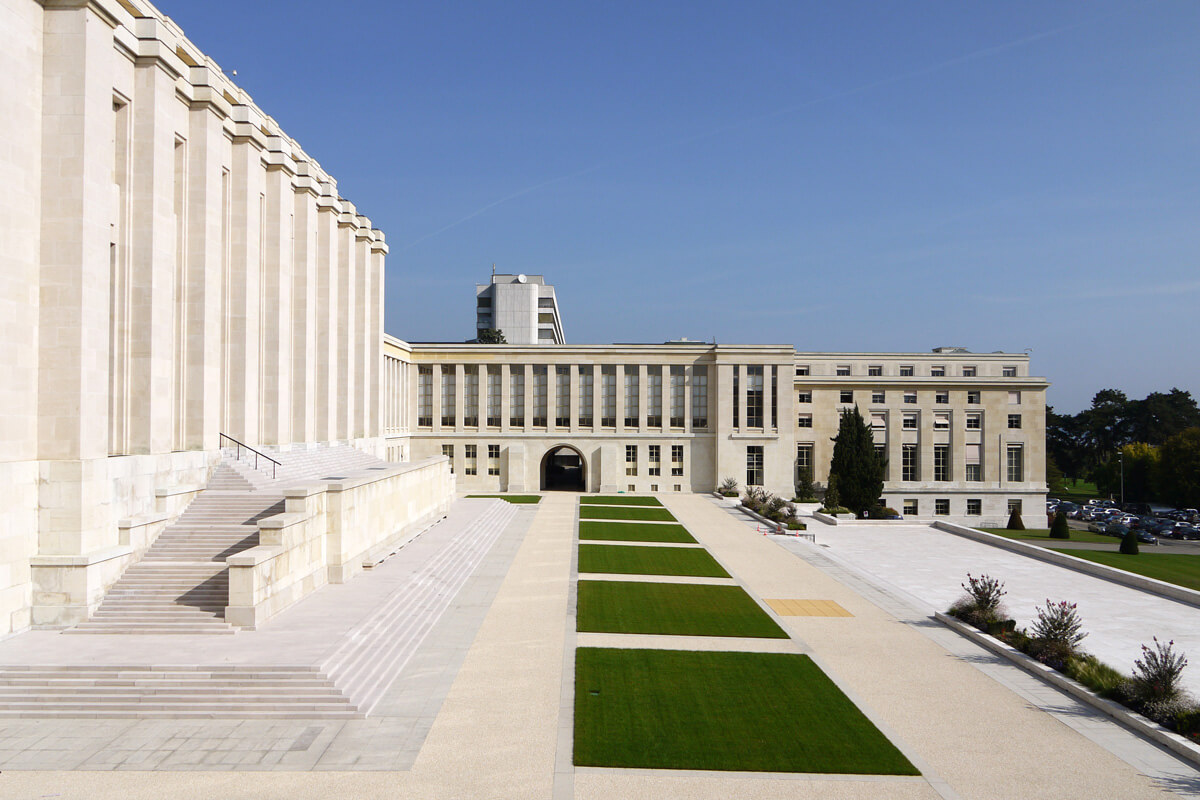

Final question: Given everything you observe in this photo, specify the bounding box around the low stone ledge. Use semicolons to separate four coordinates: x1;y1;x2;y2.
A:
933;521;1200;609
811;511;839;526
226;545;279;568
154;484;203;498
935;611;1200;769
29;546;133;568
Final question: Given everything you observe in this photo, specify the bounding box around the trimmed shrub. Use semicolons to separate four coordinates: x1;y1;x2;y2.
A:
1120;527;1139;555
823;475;841;511
1049;511;1070;539
1006;508;1025;530
785;520;806;531
794;467;817;502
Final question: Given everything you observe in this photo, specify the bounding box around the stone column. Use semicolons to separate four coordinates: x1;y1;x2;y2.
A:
314;191;339;442
353;222;371;439
290;173;319;445
335;208;357;441
368;238;386;439
258;159;292;446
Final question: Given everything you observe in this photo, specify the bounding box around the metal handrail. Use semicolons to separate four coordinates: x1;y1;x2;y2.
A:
218;432;280;479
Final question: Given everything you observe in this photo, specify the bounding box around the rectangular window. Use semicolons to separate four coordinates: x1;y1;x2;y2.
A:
966;463;982;482
1008;391;1021;405
966;442;982;482
746;445;764;487
1007;444;1024;482
442;444;454;473
578;366;594;428
1003;366;1018;378
900;365;914;377
692;365;708;429
487;444;500;475
746;366;764;428
464;444;477;476
931;366;945;377
935;391;949;404
870;412;886;431
647;366;663;427
487;366;501;427
771;366;778;430
463;367;479;427
935;499;950;516
648;444;661;476
797;413;812;428
871;391;885;404
795;365;809;376
601;365;616;427
967;390;980;404
1008;499;1023;515
902;444;918;481
441;369;458;427
967;499;981;515
532;366;548;427
934;412;950;430
510;368;525;427
670;366;685;427
963;366;977;377
903;499;918;516
796;443;813;471
555;365;570;427
836;365;851;376
934;444;949;481
1008;414;1022;429
840;390;853;404
797;391;812;404
624;366;639;427
868;365;883;377
671;444;684;476
538;312;554;323
418;366;433;427
733;366;740;427
965;413;982;430
902;413;918;430
625;444;637;476
903;392;917;404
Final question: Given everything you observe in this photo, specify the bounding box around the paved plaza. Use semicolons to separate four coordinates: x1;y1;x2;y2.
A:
0;495;1198;799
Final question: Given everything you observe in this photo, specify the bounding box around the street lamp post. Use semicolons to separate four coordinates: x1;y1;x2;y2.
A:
1119;451;1125;509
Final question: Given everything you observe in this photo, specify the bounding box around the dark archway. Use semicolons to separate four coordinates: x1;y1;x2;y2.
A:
541;445;586;492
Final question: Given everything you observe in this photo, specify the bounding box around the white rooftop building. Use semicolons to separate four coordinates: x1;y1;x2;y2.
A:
475;273;565;344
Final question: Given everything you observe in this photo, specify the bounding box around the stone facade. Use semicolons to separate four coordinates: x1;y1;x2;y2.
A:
0;0;392;634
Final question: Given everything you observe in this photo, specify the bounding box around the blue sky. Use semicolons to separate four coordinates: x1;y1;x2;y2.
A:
158;1;1200;413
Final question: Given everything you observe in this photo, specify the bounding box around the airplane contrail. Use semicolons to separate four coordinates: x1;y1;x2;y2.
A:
402;13;1116;250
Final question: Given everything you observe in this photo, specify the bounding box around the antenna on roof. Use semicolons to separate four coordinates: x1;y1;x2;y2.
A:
491;262;496;277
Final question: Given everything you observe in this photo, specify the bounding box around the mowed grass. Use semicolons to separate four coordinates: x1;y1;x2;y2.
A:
1048;550;1200;592
580;496;663;506
579;520;696;543
983;527;1115;546
465;494;541;504
579;505;676;522
578;544;729;578
577;581;786;638
574;648;918;774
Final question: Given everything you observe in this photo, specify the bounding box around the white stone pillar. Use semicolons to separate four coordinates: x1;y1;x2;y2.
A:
335;208;357;441
258;161;292;446
290;174;319;444
314;192;339;442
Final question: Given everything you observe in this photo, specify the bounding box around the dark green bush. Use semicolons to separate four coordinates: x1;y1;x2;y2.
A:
1120;527;1139;555
1049;511;1070;539
1006;509;1025;530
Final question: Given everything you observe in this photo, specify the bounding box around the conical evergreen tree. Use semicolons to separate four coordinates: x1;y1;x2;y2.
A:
828;406;884;516
1120;526;1140;555
1049;511;1070;539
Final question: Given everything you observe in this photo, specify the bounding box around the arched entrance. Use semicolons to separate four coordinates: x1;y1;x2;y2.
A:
541;445;586;492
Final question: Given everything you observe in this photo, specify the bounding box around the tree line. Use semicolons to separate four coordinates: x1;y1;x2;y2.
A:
1048;388;1200;508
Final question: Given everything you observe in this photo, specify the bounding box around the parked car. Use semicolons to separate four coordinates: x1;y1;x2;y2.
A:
1174;524;1200;541
1136;530;1159;545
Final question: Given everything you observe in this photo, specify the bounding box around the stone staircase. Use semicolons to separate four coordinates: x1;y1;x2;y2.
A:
0;665;360;719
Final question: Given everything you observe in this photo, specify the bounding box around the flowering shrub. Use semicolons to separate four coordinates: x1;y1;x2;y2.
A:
962;574;1006;615
1132;638;1188;705
741;487;797;524
1031;600;1087;649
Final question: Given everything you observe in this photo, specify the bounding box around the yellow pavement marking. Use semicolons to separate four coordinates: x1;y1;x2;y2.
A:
766;599;853;617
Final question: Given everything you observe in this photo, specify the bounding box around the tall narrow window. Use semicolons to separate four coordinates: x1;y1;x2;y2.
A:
440;368;456;427
966;443;982;481
442;444;454;473
1007;444;1024;482
578;366;593;428
746;366;763;428
486;367;501;427
692;366;708;429
670;366;685;427
601;365;616;427
746;446;764;486
487;444;500;475
902;444;918;481
648;445;661;476
671;445;684;476
555;366;570;427
647;366;662;427
625;444;638;476
795;443;813;490
771;366;778;429
418;366;433;427
624;366;639;427
510;367;525;427
934;444;949;481
733;366;740;428
463;366;479;427
532;366;548;427
464;444;477;475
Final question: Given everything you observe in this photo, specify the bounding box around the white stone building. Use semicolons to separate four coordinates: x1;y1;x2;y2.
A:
475;273;565;344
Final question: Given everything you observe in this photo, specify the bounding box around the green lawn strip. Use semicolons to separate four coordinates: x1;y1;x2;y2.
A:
579;506;676;522
577;580;786;638
578;544;729;578
465;494;542;504
579;496;663;507
579;520;696;543
574;648;918;774
982;527;1115;546
1047;550;1200;592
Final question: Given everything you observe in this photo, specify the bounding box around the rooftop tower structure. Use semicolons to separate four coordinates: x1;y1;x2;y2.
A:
475;273;565;344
